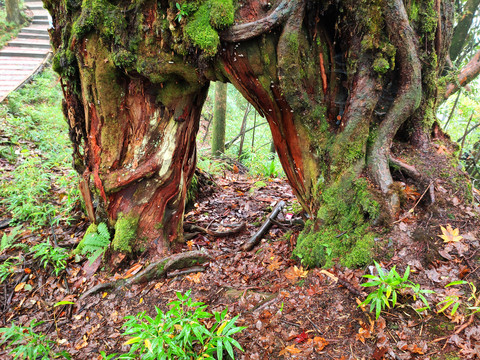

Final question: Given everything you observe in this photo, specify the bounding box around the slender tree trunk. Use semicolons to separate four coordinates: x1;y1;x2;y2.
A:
211;82;227;157
237;103;251;160
6;0;22;24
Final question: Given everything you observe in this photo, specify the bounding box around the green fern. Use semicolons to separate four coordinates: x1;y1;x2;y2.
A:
76;222;111;264
1;226;22;252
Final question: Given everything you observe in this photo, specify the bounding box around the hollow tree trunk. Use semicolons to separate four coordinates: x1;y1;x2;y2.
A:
44;0;458;264
219;0;455;266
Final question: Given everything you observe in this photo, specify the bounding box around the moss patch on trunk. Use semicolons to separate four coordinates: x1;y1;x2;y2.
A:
294;176;379;268
112;213;140;253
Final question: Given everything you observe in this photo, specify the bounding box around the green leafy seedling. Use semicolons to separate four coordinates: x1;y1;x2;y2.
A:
361;262;433;319
104;290;245;359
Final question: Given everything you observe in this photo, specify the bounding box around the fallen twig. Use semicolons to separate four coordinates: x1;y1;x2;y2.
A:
78;250;211;303
242;200;286;251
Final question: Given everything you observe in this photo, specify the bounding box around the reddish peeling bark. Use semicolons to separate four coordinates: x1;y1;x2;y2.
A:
79;73;207;253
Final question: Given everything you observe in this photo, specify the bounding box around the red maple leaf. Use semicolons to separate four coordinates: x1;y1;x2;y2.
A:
295;331;309;343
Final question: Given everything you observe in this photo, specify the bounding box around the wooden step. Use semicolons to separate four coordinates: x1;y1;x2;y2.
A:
33;15;49;20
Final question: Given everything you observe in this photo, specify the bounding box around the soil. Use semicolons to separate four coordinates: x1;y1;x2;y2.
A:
1;144;480;359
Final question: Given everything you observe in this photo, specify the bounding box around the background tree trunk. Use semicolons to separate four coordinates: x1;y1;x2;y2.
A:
6;0;22;24
211;82;227;157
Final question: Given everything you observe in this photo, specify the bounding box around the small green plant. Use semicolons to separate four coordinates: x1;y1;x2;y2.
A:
361;262;433;319
106;290;245;359
1;225;23;252
0;319;71;359
0;256;21;283
32;241;69;276
437;280;480;317
175;2;190;22
75;222;111;263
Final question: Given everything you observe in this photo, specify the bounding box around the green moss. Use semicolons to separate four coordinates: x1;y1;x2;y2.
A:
184;0;235;56
373;56;389;74
186;172;199;205
112;213;139;253
409;1;420;22
294;176;379;268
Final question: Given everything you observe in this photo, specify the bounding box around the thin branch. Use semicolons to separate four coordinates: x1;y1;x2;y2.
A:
444;49;480;99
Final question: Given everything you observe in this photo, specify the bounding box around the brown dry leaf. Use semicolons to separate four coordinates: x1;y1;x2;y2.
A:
267;257;282;272
284;266;308;283
124;263;143;279
356;321;372;344
279;344;302;356
404;185;420;201
14;282;25;292
436;145;449;154
313;336;329;351
408;344;424;354
186;272;203;283
75;335;89;350
438;225;463;243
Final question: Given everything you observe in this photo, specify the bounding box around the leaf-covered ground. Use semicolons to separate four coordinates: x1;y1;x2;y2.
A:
1;69;480;360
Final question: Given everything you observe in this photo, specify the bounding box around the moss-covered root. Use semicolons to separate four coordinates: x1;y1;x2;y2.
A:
293;177;379;268
78;250;212;302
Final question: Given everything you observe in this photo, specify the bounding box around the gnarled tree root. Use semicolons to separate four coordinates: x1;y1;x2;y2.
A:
78;250;211;302
184;222;245;238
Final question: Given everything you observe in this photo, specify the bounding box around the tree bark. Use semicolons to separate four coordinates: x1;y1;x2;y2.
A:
449;0;480;63
6;0;22;25
211;82;227;157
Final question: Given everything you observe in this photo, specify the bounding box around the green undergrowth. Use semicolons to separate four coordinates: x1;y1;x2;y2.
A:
0;67;80;228
294;176;379;268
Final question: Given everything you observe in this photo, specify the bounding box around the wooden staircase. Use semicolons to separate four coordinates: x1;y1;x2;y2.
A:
0;0;52;102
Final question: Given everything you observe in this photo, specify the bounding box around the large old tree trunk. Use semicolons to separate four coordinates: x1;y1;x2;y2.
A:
44;0;462;264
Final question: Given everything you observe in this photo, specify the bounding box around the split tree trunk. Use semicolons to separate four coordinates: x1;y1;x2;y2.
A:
44;0;460;263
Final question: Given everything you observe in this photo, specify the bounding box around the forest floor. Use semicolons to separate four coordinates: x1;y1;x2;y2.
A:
1;165;480;359
1;68;480;360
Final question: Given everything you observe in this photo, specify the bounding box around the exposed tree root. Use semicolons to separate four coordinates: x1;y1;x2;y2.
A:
368;0;422;214
389;156;422;180
183;222;246;237
221;0;296;42
78;250;211;302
